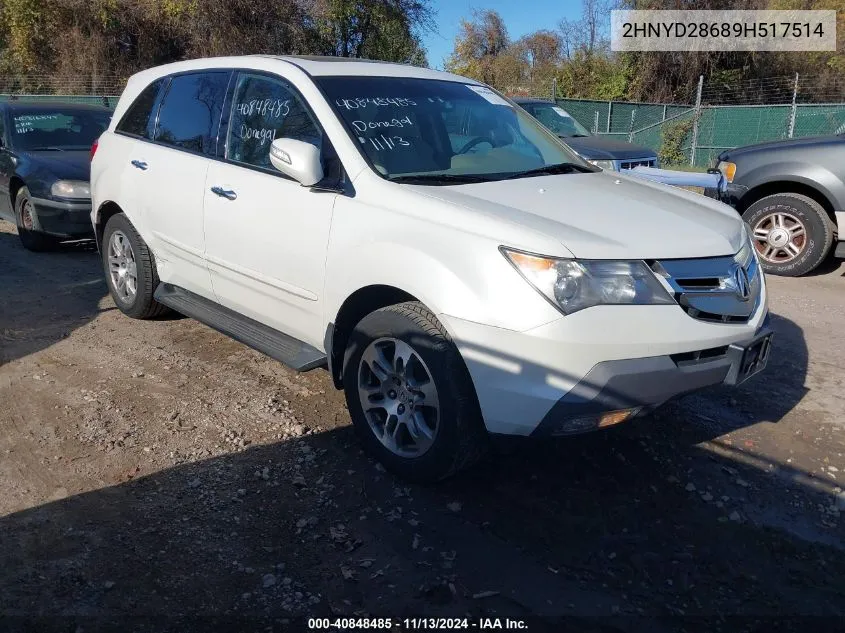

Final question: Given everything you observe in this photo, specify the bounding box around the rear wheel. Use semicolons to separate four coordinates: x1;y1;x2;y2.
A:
15;186;57;252
102;213;169;319
742;193;834;277
342;301;487;482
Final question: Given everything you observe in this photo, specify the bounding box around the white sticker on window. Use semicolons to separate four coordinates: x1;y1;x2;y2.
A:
552;106;571;118
466;85;510;107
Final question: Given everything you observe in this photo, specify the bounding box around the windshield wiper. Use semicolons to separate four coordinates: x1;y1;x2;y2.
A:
29;146;66;151
388;174;493;185
503;163;595;180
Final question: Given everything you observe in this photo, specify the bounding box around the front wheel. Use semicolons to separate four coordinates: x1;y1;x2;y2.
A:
15;186;57;252
742;193;834;276
342;302;487;482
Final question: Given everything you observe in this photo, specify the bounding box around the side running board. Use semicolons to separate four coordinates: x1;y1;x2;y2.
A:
154;283;327;372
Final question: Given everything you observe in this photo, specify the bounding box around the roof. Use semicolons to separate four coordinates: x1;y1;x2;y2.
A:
262;55;476;83
1;100;111;112
125;55;479;88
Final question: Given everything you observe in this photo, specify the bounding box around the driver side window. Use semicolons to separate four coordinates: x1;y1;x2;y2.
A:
226;73;321;171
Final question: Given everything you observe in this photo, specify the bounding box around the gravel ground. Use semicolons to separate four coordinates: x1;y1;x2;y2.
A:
1;219;844;631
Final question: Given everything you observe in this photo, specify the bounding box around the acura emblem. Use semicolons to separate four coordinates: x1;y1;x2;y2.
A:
732;265;751;301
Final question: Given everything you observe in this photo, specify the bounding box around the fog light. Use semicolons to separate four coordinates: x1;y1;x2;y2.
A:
597;408;640;428
553;407;641;436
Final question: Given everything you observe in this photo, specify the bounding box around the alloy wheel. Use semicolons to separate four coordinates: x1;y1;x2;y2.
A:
357;337;440;457
20;198;34;230
751;212;806;263
108;230;138;303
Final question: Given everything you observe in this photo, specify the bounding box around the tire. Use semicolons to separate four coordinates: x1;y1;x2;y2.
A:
15;186;57;252
742;193;834;277
342;301;487;482
101;213;169;319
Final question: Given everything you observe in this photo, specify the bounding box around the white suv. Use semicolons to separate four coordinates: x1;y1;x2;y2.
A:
91;56;772;481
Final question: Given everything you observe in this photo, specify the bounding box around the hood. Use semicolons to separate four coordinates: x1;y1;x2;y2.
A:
561;135;657;161
721;134;844;161
21;150;91;181
410;171;743;260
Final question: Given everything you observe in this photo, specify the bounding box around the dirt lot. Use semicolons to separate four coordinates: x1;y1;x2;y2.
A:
1;218;844;631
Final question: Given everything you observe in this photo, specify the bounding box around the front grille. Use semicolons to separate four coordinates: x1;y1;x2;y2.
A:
620;158;656;170
651;245;761;324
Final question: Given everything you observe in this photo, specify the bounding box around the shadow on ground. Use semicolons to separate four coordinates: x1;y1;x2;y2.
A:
0;229;106;365
0;321;840;631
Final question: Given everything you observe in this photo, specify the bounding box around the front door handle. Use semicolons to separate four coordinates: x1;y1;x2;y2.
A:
130;160;148;171
210;186;237;201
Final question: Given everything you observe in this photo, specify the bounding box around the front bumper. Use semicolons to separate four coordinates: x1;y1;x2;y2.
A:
704;182;747;208
439;289;769;437
30;197;93;238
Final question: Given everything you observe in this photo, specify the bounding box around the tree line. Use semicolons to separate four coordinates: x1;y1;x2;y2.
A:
445;0;845;104
0;0;842;103
0;0;431;91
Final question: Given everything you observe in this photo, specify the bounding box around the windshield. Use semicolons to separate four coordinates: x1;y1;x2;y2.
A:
525;103;591;138
9;109;111;151
315;76;593;183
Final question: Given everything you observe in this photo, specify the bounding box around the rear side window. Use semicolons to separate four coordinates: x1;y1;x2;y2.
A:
226;73;322;170
154;71;230;155
116;79;164;139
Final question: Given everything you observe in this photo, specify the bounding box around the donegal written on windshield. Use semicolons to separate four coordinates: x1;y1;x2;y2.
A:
314;76;592;181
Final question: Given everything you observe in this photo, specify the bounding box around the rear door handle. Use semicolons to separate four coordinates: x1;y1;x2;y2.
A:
210;186;237;201
130;160;148;171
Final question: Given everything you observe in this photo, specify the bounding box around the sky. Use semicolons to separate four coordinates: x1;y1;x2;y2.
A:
421;0;583;70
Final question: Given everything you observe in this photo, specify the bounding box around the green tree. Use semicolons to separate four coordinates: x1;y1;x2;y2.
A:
444;9;510;83
311;0;432;64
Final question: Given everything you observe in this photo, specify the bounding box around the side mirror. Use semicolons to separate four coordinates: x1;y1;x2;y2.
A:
269;138;323;187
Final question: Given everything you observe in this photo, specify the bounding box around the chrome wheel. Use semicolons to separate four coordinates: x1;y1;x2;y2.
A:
357;337;440;457
751;212;806;263
20;198;34;230
108;230;138;303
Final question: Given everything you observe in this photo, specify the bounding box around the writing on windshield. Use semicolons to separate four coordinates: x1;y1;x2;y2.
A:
316;75;585;182
10;110;111;150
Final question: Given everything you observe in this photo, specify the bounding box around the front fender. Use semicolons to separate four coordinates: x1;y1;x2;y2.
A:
322;197;562;334
738;161;845;209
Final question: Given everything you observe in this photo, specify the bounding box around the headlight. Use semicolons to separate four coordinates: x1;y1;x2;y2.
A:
716;161;736;183
501;248;675;314
51;180;91;199
587;159;616;171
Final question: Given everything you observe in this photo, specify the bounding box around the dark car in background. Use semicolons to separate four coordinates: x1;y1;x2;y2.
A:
710;134;845;276
513;97;658;171
0;102;111;251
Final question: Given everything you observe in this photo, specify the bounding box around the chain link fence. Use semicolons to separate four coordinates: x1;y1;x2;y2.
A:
0;75;124;109
514;74;845;168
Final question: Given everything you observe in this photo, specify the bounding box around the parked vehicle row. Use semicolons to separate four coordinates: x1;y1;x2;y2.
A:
78;56;772;481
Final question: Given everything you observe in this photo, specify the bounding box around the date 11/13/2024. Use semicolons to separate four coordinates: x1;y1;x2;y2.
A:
307;617;528;630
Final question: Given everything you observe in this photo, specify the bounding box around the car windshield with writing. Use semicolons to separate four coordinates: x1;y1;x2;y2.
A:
315;76;593;184
526;103;591;138
10;109;112;151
